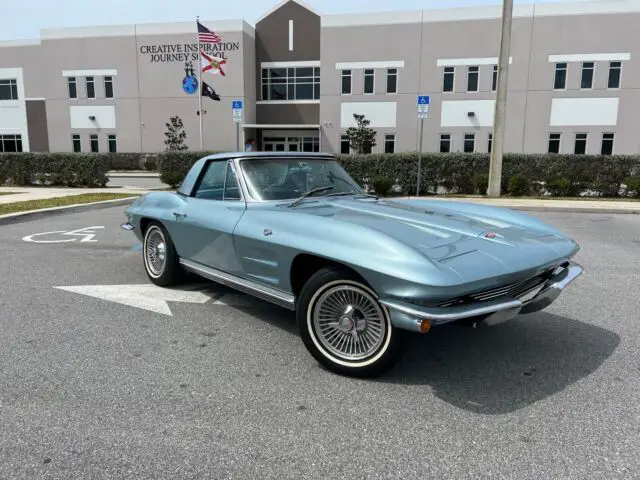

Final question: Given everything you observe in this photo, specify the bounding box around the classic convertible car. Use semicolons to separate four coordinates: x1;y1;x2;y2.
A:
122;151;583;377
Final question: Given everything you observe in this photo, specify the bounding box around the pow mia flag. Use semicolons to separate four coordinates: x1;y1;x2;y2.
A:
202;81;221;101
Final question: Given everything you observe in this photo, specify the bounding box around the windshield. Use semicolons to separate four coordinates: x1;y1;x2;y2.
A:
239;157;363;201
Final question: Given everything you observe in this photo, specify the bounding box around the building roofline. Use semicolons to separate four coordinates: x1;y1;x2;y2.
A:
321;0;640;28
0;38;41;47
39;18;253;41
255;0;321;24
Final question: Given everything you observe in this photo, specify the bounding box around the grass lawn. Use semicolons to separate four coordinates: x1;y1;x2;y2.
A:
0;192;19;196
0;193;138;215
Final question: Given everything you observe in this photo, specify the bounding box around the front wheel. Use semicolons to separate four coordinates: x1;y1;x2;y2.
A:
296;267;405;378
142;221;183;286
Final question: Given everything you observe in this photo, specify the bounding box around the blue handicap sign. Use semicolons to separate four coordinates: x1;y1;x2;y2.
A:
232;100;243;110
418;95;430;105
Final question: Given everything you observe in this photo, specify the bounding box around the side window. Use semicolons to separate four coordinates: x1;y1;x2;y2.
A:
194;161;227;200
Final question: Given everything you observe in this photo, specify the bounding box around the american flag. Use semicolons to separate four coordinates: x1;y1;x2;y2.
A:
197;20;221;44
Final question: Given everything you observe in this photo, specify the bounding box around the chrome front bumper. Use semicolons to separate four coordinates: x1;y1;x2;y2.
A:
381;261;584;333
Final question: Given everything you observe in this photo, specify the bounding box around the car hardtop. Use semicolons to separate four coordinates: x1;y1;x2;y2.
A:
177;151;339;197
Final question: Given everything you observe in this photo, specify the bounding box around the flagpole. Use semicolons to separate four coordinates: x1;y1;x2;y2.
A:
197;16;204;150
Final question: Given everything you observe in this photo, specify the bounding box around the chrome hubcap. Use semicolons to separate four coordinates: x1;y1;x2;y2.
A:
145;228;166;276
313;285;386;361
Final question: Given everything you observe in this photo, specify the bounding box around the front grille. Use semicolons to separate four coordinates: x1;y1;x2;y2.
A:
436;270;556;308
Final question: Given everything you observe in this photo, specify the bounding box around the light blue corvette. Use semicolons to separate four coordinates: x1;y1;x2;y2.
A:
122;152;583;377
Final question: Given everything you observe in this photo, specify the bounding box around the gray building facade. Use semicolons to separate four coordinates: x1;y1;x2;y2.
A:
1;0;638;155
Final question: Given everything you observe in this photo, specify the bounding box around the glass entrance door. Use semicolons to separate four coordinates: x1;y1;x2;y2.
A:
263;135;319;152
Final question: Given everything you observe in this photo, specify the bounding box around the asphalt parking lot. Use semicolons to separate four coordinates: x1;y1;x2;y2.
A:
0;205;638;479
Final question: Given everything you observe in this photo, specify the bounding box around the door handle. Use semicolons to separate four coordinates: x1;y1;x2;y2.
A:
172;212;187;219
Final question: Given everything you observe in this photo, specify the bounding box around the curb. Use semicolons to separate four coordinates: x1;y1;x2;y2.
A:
0;196;139;226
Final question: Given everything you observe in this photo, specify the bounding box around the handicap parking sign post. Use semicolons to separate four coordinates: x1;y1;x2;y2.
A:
416;95;430;196
232;100;243;151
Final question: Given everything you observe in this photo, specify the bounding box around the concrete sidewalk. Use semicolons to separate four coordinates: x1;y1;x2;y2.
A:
0;187;149;205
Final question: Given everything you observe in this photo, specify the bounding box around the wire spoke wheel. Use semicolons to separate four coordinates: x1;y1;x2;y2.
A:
312;284;387;362
145;227;167;277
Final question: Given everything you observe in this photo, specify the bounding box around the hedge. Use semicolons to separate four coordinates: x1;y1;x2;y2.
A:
0;153;110;187
3;151;640;197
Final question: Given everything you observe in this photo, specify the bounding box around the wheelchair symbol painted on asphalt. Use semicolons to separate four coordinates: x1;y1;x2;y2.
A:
22;226;105;243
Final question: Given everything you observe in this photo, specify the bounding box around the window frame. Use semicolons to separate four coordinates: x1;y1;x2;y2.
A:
90;134;99;152
86;76;96;99
0;134;23;152
548;133;562;154
108;134;117;153
0;79;19;101
260;67;320;101
607;61;622;89
492;65;498;92
442;67;455;93
467;66;479;92
67;77;77;99
363;68;375;95
386;68;398;94
554;62;567;90
384;134;396;154
341;69;352;95
580;62;595;90
601;132;615;156
463;133;476;153
574;132;588;155
440;133;452;153
72;134;81;153
104;76;114;98
340;135;350;154
488;133;493;153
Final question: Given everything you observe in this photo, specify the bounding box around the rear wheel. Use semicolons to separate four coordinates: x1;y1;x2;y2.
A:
142;221;182;286
296;267;405;378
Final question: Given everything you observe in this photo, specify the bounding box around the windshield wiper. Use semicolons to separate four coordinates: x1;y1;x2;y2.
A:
287;186;334;208
325;192;379;200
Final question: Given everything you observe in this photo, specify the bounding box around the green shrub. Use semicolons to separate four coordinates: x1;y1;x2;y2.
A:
624;176;640;198
473;173;489;195
372;176;394;196
507;175;531;197
545;175;571;197
0;152;109;187
160;171;185;188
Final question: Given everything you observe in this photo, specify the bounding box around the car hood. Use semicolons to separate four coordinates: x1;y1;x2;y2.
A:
290;197;577;277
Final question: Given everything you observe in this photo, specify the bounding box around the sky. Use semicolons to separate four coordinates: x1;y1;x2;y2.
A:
2;0;591;41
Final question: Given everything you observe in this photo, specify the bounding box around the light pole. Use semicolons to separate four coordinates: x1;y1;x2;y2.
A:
487;0;513;197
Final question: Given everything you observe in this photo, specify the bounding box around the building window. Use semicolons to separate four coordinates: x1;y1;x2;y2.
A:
0;79;18;100
581;62;594;89
72;134;81;152
0;134;22;152
67;77;77;99
554;63;567;90
386;68;397;94
488;133;493;153
492;65;498;91
341;70;351;95
574;133;587;154
608;61;621;89
302;136;319;152
440;134;451;153
364;69;374;95
384;134;395;153
90;134;99;152
601;133;615;155
548;133;561;153
464;133;476;153
442;67;454;92
261;67;320;101
340;135;350;154
467;66;479;92
86;76;95;98
104;76;114;98
108;134;117;153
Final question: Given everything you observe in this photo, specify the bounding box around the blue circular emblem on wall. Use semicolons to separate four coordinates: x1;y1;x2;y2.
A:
182;62;198;95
